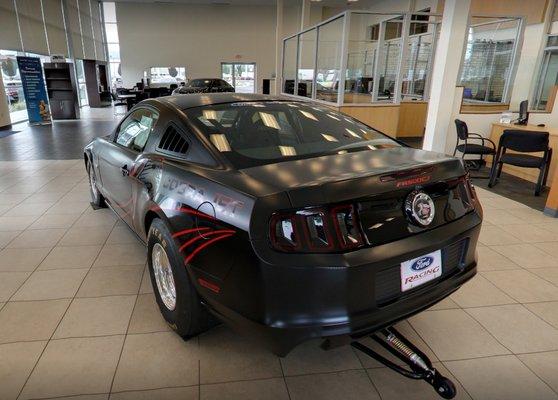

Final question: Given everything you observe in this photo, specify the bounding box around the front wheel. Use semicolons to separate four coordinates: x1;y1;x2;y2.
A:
147;218;217;338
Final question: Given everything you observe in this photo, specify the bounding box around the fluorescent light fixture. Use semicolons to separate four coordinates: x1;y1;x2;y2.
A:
299;110;318;121
209;134;231;152
345;128;360;138
279;146;297;156
259;112;280;129
203;110;217;120
322;134;339;142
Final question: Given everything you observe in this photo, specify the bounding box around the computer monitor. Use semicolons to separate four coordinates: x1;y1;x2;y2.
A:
516;100;529;125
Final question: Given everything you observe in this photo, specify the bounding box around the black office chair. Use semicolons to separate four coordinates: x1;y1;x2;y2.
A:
488;130;553;196
453;119;496;177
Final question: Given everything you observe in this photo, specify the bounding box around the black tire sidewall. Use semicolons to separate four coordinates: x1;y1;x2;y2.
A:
147;218;200;337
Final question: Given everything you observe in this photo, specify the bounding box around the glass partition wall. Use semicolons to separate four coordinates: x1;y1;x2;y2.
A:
282;11;441;106
282;11;522;106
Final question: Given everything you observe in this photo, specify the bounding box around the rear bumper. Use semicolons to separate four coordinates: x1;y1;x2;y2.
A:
206;211;481;356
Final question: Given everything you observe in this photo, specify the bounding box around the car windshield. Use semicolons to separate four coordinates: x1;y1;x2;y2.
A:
186;79;211;88
186;101;401;168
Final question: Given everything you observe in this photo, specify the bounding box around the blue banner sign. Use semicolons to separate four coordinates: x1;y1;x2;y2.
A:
16;56;51;125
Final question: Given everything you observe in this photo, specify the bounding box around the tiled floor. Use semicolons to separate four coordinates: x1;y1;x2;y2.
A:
0;159;558;399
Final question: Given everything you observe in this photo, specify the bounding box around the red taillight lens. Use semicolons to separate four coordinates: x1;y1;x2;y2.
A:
269;204;365;253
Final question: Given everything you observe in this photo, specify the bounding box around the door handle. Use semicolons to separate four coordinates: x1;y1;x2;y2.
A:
120;164;129;176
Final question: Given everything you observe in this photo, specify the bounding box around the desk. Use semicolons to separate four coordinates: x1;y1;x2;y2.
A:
489;122;558;217
489;123;558;185
117;94;137;111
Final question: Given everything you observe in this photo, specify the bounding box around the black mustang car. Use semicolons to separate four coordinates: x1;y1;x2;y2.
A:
85;93;481;397
172;78;235;95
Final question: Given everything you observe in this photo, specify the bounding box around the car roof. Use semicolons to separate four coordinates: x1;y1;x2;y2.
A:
155;93;295;111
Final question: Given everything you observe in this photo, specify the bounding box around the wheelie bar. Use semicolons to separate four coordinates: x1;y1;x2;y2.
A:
351;326;457;399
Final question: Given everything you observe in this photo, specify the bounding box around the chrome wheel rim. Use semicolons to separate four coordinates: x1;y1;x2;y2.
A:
152;243;176;311
88;166;99;200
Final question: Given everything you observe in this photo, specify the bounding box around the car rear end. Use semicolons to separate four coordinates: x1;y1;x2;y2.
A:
243;155;481;355
182;98;482;355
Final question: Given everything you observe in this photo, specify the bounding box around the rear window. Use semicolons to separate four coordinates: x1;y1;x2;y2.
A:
186;101;400;168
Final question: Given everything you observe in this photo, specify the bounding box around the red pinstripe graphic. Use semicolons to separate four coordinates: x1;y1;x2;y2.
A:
171;227;211;238
176;207;216;220
184;233;234;265
179;229;236;252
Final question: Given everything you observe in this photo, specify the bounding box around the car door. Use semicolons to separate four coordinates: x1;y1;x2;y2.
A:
98;107;159;225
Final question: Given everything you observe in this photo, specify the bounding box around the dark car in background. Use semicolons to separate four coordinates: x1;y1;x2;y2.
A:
84;93;481;357
172;78;235;95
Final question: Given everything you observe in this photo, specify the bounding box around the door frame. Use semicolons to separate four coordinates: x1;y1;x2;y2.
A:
221;62;257;93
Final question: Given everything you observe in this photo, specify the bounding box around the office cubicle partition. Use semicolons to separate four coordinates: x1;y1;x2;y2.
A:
281;10;443;107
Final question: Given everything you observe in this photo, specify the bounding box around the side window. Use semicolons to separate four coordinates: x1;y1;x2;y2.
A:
157;123;217;167
158;125;189;155
116;108;159;152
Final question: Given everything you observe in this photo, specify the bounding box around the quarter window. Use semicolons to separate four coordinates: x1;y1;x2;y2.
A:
116;108;159;152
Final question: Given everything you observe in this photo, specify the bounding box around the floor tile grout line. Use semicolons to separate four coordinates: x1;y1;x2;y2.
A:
4;186;94;305
515;353;558;397
14;195;113;400
349;343;384;400
277;351;292;400
479;267;558;302
402;319;476;400
460;307;518;357
107;252;149;395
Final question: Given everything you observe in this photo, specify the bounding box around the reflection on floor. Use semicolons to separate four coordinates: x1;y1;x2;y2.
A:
1;107;119;161
0;160;557;400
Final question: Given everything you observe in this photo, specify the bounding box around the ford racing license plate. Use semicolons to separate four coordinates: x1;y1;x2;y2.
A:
400;250;442;292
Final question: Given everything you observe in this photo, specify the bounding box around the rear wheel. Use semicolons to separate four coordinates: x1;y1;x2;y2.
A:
147;218;217;338
87;160;106;208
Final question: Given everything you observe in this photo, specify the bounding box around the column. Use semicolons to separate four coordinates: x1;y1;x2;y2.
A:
422;0;470;153
275;0;284;95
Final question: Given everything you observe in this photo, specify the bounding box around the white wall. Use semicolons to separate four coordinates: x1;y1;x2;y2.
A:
509;23;547;109
116;2;277;90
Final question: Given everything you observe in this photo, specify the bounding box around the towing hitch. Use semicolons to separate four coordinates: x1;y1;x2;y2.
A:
351;326;456;399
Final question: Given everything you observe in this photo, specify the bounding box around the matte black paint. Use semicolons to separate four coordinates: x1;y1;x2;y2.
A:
84;94;482;355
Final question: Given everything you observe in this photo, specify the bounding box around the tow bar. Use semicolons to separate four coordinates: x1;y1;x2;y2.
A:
350;326;457;399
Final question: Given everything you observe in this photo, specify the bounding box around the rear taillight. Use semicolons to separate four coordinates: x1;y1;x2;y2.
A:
270;204;365;253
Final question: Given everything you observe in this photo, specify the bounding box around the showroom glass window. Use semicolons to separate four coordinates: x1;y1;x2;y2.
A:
76;59;88;106
533;36;558;110
1;50;27;123
459;17;522;104
116;108;160;152
149;67;186;85
221;63;256;93
102;2;122;89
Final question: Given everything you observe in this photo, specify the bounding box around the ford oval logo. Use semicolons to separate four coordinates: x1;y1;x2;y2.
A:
412;256;434;271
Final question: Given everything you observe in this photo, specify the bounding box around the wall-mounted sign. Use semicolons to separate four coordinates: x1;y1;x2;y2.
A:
50;54;65;62
16;56;51;125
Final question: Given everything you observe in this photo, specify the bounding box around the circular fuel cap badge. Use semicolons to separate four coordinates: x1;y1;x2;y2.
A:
405;190;435;226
